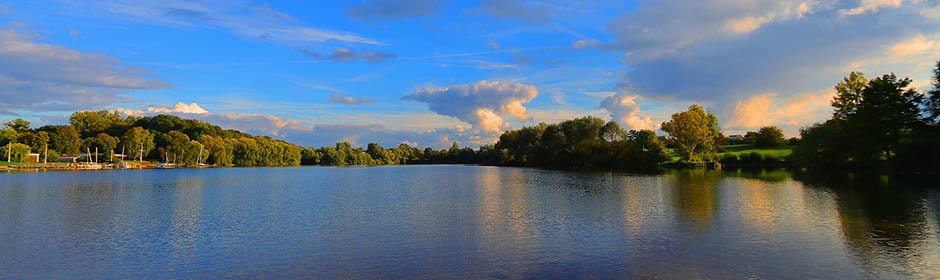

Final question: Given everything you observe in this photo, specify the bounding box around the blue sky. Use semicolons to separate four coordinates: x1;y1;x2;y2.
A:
1;0;939;148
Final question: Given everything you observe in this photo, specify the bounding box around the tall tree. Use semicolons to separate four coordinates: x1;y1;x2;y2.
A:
158;131;192;162
4;118;30;133
121;127;156;161
2;143;30;162
199;134;233;166
852;74;924;158
82;133;119;159
927;60;940;122
755;126;786;147
51;125;81;155
660;104;721;161
0;127;19;146
70;111;123;137
20;131;50;151
832;71;869;121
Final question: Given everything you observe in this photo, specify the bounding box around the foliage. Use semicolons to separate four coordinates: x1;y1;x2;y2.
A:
82;133;118;155
70;111;126;138
199;134;233;166
19;131;49;150
755;126;786;147
660;104;721;161
832;71;868;121
2;143;31;162
493;117;668;171
51;125;82;155
0;128;18;146
796;67;934;170
927;60;940;122
5;118;30;133
121;127;156;161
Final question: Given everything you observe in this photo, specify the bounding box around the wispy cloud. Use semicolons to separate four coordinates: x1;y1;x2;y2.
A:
0;26;167;114
299;47;397;63
74;0;383;45
329;93;376;105
347;0;444;20
478;0;552;24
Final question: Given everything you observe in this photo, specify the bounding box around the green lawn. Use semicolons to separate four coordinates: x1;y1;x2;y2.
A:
665;144;795;162
718;144;794;157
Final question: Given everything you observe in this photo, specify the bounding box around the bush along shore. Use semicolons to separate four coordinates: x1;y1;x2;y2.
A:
4;60;940;173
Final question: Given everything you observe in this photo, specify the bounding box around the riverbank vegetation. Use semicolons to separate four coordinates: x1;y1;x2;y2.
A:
4;61;939;173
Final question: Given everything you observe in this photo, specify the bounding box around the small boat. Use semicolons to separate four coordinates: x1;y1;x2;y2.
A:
156;163;176;169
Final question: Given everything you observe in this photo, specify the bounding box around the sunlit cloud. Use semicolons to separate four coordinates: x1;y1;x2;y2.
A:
404;81;539;134
839;0;904;16
725;91;835;136
599;93;658;131
0;26;167;114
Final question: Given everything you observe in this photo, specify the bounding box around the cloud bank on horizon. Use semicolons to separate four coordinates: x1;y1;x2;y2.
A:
1;0;939;148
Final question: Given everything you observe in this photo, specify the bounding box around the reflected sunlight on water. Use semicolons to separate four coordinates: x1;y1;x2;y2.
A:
1;166;938;278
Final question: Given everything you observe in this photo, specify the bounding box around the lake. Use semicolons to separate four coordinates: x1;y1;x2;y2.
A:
1;166;939;278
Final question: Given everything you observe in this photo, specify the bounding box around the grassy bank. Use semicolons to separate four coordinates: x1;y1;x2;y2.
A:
718;144;793;157
664;144;795;168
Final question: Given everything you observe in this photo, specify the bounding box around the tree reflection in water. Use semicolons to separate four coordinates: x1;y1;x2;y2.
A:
794;171;938;276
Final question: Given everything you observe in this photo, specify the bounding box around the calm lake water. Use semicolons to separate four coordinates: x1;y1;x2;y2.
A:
1;166;939;278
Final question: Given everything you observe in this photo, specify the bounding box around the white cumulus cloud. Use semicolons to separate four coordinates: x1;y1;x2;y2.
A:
403;81;538;134
599;93;658;131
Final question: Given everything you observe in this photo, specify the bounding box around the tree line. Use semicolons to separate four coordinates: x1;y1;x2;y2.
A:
4;60;939;172
792;61;940;171
1;113;301;166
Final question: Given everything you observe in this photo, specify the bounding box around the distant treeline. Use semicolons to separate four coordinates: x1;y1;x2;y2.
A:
4;60;940;172
1;113;302;166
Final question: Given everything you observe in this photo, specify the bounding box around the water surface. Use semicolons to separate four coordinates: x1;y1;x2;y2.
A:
1;166;939;278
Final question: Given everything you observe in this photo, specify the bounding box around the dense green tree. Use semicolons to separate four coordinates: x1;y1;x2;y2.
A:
392;143;417;164
19;131;49;151
5;118;30;133
301;147;322;165
660;104;721;161
121;127;156;161
319;146;344;166
367;143;393;164
629;129;670;165
70;111;124;137
797;70;932;169
82;133;119;157
0;128;17;146
755;126;786;147
793;120;853;167
601;121;628;142
832;71;869;121
853;74;924;158
158;131;192;163
51;125;81;155
199;134;234;166
2;143;30;162
926;60;940;122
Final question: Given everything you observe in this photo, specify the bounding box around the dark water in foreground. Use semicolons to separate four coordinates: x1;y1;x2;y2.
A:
1;166;939;278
